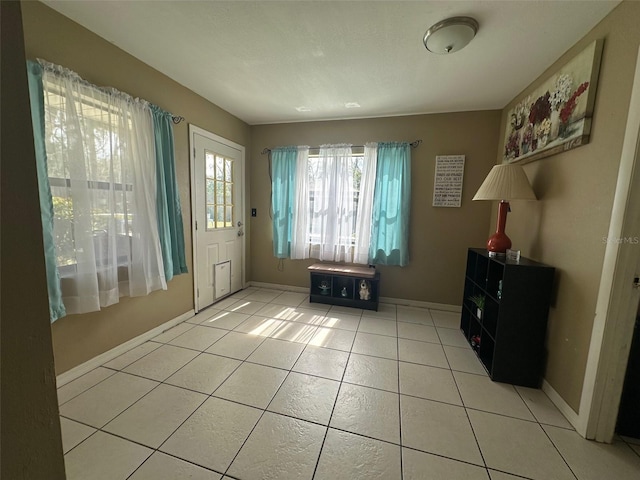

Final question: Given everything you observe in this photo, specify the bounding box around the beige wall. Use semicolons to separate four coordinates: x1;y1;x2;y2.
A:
250;112;501;305
1;1;66;477
497;1;640;411
22;1;251;374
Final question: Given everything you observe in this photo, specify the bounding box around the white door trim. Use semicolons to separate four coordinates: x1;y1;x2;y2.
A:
189;124;246;313
579;45;640;441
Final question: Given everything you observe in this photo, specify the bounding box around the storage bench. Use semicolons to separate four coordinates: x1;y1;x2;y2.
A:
308;263;380;311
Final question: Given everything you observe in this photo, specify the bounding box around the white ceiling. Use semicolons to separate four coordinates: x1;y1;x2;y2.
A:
43;0;620;125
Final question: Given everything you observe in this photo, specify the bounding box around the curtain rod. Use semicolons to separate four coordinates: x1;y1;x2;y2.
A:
261;139;422;155
36;59;186;125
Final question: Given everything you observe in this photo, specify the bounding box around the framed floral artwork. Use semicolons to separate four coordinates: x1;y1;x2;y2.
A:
502;39;604;164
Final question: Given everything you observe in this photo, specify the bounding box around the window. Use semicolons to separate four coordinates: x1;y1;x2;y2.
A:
205;151;234;229
29;59;187;322
271;142;410;266
307;151;363;246
35;64;166;315
284;144;376;264
43;79;133;267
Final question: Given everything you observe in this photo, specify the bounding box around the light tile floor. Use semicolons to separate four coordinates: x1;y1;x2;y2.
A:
58;287;640;480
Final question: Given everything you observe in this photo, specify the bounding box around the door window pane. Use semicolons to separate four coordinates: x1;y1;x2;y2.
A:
225;183;232;204
216;181;225;204
205;150;234;230
206;153;215;177
206;178;215;204
225;159;233;182
207;205;215;229
215;206;225;228
225;206;233;226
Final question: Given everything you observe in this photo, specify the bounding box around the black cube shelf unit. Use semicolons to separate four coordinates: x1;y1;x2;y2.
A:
461;248;555;387
308;264;380;311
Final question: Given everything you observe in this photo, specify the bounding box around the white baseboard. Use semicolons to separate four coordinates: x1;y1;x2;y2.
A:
379;296;461;312
248;281;460;312
56;309;195;387
248;281;308;294
542;378;584;433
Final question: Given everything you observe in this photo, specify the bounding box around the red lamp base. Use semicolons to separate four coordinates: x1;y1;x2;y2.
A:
487;200;511;256
487;232;511;256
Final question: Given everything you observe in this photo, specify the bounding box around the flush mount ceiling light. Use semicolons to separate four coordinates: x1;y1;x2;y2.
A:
423;16;479;54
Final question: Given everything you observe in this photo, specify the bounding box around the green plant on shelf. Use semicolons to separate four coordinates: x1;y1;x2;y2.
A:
469;294;485;310
469;294;486;319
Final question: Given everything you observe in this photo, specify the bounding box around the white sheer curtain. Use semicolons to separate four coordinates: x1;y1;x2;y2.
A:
291;146;310;259
310;145;353;261
111;90;166;297
353;143;377;264
290;144;375;263
42;61;166;315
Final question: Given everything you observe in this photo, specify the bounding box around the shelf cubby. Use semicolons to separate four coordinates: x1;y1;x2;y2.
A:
309;264;380;311
460;248;555;387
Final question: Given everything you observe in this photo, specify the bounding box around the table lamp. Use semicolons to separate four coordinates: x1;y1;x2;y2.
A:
473;164;537;257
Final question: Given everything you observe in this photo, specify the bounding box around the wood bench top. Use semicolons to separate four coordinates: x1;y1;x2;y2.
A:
307;263;376;278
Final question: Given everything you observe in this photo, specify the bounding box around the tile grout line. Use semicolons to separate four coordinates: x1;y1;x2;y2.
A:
537;422;580;480
60;287;263;475
401;444;488;471
64;291;553;479
62;376;563;453
60;302;468;455
446;320;491;476
125;449;229;480
101;341;165;370
487;468;536;480
64;408;501;476
450;362;578;479
59;422;101;458
623;440;640;459
460;405;569;426
219;310;320;479
136;321;270;478
117;321;267;479
61;371;178;457
513;385;563;430
619;433;640;447
95;370;214;462
309;308;364;480
57;367;119;407
396;311;405;480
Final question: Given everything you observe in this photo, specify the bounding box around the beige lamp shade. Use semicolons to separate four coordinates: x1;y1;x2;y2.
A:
473;164;537;201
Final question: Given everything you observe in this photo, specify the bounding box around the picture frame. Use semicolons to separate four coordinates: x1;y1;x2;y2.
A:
502;39;604;165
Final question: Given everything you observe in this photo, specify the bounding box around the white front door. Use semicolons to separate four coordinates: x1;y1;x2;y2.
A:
190;126;245;311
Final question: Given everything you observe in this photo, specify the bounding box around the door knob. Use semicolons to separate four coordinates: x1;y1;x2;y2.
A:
237;221;243;227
